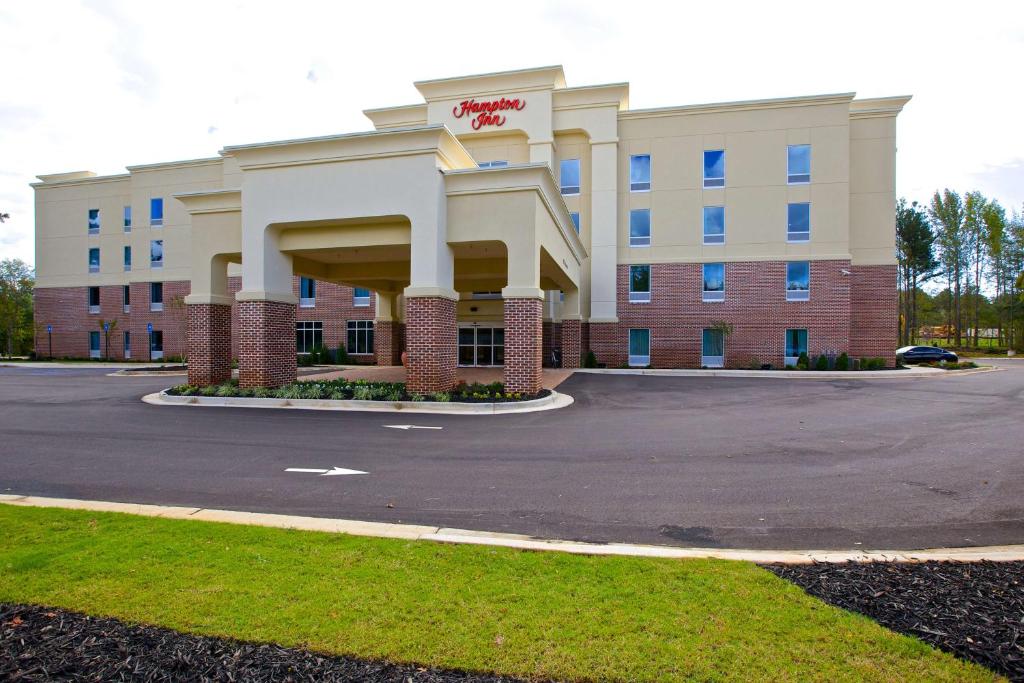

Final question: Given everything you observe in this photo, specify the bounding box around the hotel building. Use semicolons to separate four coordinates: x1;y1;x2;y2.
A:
32;66;909;393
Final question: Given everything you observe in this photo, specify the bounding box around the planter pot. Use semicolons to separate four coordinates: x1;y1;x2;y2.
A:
400;351;409;368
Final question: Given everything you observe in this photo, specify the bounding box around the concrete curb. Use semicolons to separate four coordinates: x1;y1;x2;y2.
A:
574;365;997;379
2;494;1022;564
143;388;574;415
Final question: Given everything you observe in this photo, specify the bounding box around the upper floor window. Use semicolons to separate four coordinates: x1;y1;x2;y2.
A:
703;150;725;188
150;197;164;227
353;287;370;307
123;246;132;271
88;209;100;234
560;159;580;195
788;144;811;184
629;208;651;247
628;264;651;303
88;247;100;273
569;212;580;233
150;281;164;311
88;286;100;314
299;277;316;307
786;261;810;301
123;206;132;232
702;263;725;302
150;240;163;269
630;154;651;192
478;160;508;168
787;203;810;242
703;206;725;245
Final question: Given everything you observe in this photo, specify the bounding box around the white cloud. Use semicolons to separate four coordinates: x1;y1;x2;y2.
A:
2;0;1023;266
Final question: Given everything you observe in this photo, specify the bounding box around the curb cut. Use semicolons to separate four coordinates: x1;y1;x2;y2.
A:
143;389;574;415
2;494;1022;564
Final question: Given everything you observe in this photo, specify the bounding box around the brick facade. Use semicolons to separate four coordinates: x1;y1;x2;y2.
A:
237;299;296;388
186;303;232;385
849;264;898;365
374;320;404;366
503;297;543;394
561;318;582;369
541;320;562;367
405;296;457;394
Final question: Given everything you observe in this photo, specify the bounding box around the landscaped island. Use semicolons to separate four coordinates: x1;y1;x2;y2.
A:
166;379;548;403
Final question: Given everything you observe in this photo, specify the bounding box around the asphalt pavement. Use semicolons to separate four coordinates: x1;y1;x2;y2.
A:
1;361;1022;550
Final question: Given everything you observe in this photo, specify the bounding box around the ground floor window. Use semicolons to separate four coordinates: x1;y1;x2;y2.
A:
296;321;323;354
458;325;504;367
347;320;374;355
628;328;650;367
149;330;163;360
785;329;808;367
123;331;131;359
702;328;725;368
89;331;100;359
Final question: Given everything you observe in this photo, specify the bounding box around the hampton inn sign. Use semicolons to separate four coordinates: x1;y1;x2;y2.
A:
31;65;909;395
451;96;526;129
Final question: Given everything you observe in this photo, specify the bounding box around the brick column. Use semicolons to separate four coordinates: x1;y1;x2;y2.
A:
405;296;456;394
186;303;232;386
503;297;543;394
561;318;582;369
374;320;403;366
238;299;296;388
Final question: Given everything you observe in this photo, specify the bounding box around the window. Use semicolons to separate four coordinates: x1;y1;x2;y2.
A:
123;245;132;271
560;158;580;195
629;208;651;247
150;197;163;227
150;240;163;269
88;247;100;273
88;209;100;234
788;144;811;184
629;264;651;303
122;285;131;313
295;321;323;354
702;328;725;367
785;329;808;367
123;331;131;359
630;154;651;192
89;331;101;359
787;203;810;242
628;328;650;367
88;286;100;314
150;330;163;360
123;205;132;231
569;212;580;233
299;277;316;308
786;261;810;301
347;320;374;355
703;150;725;188
478;160;508;168
150;282;163;311
353;287;370;307
702;263;725;302
703;206;725;244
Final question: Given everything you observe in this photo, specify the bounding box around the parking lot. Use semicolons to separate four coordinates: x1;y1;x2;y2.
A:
0;361;1021;550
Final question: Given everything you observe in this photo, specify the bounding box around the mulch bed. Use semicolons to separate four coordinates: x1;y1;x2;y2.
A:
0;604;532;682
765;561;1024;681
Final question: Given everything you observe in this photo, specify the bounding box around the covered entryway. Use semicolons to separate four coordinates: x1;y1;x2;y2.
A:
458;323;504;367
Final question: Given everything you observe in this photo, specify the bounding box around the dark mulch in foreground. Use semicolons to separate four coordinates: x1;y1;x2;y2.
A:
765;561;1024;681
0;604;532;682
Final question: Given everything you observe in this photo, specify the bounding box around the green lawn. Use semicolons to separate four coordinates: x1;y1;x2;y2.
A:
0;505;997;682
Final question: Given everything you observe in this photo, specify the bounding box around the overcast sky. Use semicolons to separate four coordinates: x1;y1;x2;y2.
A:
2;0;1022;266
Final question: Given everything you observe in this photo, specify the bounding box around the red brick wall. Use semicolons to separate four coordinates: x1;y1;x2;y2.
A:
850;264;898;365
374;320;404;366
405;296;457;393
186;303;232;385
503;298;543;394
589;260;853;369
561;319;582;369
238;299;296;388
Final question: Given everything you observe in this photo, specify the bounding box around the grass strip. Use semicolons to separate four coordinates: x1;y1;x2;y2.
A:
0;505;997;682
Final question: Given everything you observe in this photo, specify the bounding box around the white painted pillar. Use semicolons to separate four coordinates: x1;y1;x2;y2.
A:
589;140;618;321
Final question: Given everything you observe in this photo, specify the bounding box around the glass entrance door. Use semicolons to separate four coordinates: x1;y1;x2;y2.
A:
458;325;504;367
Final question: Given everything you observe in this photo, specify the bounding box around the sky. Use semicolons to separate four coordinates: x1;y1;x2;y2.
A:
1;0;1023;266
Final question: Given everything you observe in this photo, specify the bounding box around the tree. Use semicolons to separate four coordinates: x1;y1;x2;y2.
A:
963;191;988;346
896;199;939;344
0;259;34;358
98;318;119;360
930;190;967;345
981;200;1008;343
0;212;9;223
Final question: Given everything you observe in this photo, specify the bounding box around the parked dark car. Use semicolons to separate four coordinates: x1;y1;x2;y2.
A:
896;345;959;364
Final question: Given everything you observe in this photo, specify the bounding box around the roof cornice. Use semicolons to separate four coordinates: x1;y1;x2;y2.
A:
619;92;857;121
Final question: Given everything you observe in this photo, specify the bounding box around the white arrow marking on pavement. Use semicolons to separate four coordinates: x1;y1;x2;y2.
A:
285;467;368;476
383;424;443;430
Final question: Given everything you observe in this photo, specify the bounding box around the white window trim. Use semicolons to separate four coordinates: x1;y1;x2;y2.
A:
150;302;164;312
702;290;725;303
787;145;812;185
787;231;811;243
629;208;652;248
296;321;324;354
628;328;650;367
353;293;371;307
786;289;810;302
347;320;374;355
628;266;652;304
703;150;725;188
123;304;131;314
629;154;651;193
784;329;809;367
299;297;316;308
88;305;100;314
560;159;581;196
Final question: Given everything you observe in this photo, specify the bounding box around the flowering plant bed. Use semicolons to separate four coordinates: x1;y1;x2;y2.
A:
926;360;980;370
166;379;548;403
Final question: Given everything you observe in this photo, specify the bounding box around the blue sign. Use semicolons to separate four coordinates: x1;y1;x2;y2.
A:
46;325;52;334
104;322;110;332
147;323;153;333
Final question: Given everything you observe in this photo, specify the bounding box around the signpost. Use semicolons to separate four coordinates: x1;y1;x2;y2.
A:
103;322;110;360
147;322;153;363
46;325;52;359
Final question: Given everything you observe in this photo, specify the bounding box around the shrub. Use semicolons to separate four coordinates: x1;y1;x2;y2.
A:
334;346;350;365
297;354;314;367
251;387;272;399
432;392;451;402
215;384;240;398
861;357;886;371
582;350;598;368
814;355;829;371
352;385;373;401
797;352;809;370
199;385;219;397
835;352;849;371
